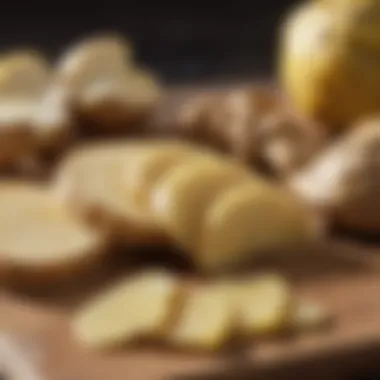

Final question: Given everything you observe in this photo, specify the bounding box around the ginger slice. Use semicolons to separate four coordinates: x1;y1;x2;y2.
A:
0;181;103;281
56;33;132;93
236;274;292;336
124;142;213;212
151;159;251;254
72;269;180;349
199;181;315;271
56;34;159;132
31;84;75;153
168;282;238;350
0;50;50;99
0;51;51;168
54;141;163;243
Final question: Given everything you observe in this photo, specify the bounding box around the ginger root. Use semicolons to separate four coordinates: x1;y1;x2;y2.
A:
150;86;326;178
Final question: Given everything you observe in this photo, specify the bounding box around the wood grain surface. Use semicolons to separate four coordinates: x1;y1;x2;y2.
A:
1;239;380;380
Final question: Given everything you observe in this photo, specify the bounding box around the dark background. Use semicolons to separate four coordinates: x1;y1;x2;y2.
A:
0;1;297;83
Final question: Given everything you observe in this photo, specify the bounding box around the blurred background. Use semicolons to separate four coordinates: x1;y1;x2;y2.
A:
2;2;380;379
0;0;296;83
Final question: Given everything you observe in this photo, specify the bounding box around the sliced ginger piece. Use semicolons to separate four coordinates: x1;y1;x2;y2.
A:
56;34;160;133
0;181;103;282
236;274;292;336
73;269;180;349
168;282;238;350
199;181;316;271
151;159;252;254
124;141;214;212
56;33;132;93
54;141;164;243
0;50;50;99
0;51;51;168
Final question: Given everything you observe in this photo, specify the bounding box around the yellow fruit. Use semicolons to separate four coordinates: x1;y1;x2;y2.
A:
279;0;380;128
0;181;104;283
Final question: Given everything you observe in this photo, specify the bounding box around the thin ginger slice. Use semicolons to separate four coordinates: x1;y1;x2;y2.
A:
72;269;181;349
0;181;103;281
199;181;315;271
236;274;292;336
168;282;238;350
54;141;163;242
151;159;251;254
124;141;214;212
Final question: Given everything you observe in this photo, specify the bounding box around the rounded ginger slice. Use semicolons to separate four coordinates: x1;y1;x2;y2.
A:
0;50;50;98
236;274;292;336
151;159;252;254
168;282;238;350
0;182;103;280
72;269;180;349
124;142;213;212
54;141;163;242
56;34;132;93
199;182;315;271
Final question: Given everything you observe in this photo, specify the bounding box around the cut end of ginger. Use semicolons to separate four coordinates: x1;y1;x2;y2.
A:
123;143;197;211
0;181;103;278
72;269;180;349
199;181;315;271
151;158;251;254
56;33;132;92
236;273;292;336
0;50;50;98
53;141;164;242
168;282;238;351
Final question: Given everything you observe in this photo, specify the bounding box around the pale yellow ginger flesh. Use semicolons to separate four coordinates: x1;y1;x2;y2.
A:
0;181;102;274
0;50;50;98
56;34;132;92
72;269;181;349
151;159;251;254
199;181;315;271
167;282;238;350
55;34;160;132
0;51;52;165
31;84;74;151
54;141;162;241
80;69;160;111
72;270;328;351
235;274;292;336
56;140;315;267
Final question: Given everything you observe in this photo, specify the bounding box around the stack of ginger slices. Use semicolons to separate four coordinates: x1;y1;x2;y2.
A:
73;269;329;351
0;139;326;351
53;140;318;271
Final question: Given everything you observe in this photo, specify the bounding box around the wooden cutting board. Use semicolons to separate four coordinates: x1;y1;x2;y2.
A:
2;238;380;380
1;83;380;380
